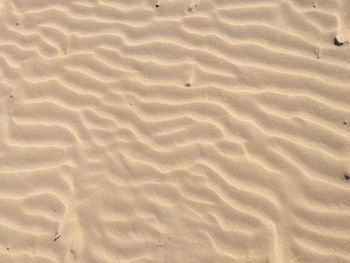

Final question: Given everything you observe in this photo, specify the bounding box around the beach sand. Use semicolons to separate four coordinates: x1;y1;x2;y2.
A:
0;0;350;262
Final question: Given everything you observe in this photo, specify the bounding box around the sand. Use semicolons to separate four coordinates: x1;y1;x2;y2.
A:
0;0;350;262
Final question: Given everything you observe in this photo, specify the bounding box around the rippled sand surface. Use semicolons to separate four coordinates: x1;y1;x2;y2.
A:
1;1;350;262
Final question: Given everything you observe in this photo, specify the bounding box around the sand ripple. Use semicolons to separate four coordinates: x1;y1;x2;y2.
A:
1;0;350;262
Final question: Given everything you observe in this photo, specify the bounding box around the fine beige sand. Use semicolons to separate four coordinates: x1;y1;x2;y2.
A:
1;0;350;262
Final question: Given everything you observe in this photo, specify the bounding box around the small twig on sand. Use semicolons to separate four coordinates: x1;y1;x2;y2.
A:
54;234;61;242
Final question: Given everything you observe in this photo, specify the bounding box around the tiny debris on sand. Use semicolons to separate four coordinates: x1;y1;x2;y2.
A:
54;234;61;242
314;49;320;59
334;37;345;46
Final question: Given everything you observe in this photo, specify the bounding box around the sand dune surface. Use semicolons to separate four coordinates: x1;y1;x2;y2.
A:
1;0;350;262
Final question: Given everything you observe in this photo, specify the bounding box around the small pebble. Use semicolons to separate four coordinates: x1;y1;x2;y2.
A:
187;4;198;13
185;83;191;87
334;37;344;46
155;4;159;8
344;174;350;180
